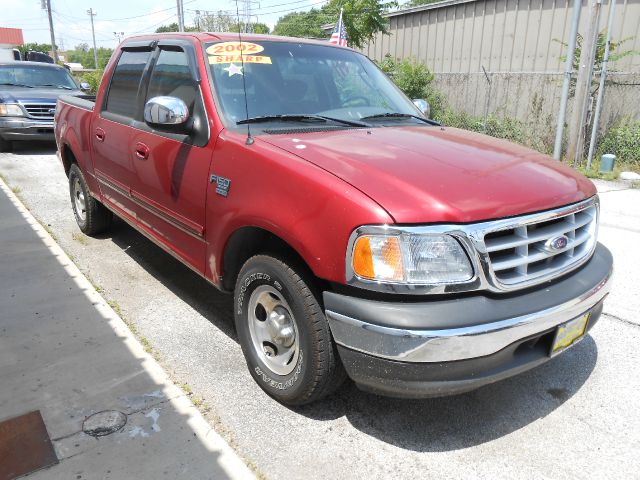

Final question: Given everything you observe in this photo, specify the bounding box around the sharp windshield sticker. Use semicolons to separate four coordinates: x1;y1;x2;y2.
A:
207;42;272;65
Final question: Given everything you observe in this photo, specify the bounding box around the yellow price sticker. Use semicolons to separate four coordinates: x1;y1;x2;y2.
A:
207;41;264;56
208;55;272;65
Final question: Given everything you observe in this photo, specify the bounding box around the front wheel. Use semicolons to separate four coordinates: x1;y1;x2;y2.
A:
234;255;346;405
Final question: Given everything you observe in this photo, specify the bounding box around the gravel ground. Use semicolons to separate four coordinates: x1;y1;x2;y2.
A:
2;142;639;480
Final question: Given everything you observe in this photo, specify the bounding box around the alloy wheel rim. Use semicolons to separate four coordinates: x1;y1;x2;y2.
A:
73;178;86;223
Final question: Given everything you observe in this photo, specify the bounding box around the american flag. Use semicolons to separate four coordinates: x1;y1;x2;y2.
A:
329;8;347;47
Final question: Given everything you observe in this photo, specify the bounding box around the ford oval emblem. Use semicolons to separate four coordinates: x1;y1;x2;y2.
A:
545;234;569;252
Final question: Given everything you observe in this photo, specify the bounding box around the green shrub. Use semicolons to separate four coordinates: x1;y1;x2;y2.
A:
597;119;640;167
376;54;446;118
78;70;103;95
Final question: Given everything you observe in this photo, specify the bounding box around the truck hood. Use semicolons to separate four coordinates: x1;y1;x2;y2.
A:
260;126;596;224
0;86;82;104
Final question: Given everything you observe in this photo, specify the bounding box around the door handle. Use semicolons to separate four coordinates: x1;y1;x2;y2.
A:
134;142;150;160
95;127;105;142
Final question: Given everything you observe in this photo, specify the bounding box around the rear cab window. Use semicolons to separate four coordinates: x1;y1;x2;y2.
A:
104;49;151;119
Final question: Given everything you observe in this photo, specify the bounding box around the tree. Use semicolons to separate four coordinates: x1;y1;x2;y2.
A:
401;0;439;7
273;0;397;49
17;43;52;56
273;10;331;39
155;22;199;33
66;46;114;69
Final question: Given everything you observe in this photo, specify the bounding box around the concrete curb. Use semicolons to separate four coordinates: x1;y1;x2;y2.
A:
0;178;256;480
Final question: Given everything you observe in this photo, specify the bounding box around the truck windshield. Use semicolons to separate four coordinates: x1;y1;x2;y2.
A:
206;40;423;128
0;65;77;90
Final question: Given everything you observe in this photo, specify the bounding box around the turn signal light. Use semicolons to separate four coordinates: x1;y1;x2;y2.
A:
352;235;404;281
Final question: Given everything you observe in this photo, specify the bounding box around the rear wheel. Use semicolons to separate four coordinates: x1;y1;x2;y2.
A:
234;255;346;405
69;164;112;235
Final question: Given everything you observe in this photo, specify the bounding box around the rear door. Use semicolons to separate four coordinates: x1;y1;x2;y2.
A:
92;46;153;219
129;41;212;272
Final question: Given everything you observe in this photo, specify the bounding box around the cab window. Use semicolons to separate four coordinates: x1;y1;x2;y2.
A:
104;50;151;118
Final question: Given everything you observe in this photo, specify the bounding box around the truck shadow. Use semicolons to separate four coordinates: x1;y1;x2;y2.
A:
103;216;598;453
297;335;597;452
104;217;237;339
9;142;58;156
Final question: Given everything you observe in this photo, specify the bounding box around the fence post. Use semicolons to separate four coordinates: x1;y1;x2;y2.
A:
567;0;603;167
586;0;617;171
553;0;582;160
482;66;492;133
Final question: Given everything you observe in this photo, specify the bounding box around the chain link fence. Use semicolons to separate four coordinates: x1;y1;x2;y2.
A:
431;71;640;163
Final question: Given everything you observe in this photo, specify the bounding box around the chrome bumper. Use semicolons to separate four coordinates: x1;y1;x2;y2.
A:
325;243;613;363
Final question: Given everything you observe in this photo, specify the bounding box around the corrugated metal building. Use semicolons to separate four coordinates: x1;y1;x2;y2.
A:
363;0;640;152
364;0;640;73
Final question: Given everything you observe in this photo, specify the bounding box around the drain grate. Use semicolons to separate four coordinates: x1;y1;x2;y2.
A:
0;410;58;480
82;410;127;437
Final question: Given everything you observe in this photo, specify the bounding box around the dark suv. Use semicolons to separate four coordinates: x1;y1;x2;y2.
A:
0;61;85;151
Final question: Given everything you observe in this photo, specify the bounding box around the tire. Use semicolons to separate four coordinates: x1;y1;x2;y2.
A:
234;255;346;405
0;137;12;153
69;163;112;235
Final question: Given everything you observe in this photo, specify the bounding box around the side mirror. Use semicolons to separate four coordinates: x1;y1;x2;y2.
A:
412;99;431;119
143;96;189;126
79;82;91;91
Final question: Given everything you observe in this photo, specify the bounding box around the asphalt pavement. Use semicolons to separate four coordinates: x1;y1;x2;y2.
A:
1;142;639;479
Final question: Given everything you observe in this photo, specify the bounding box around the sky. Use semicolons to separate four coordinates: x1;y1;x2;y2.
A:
1;0;326;50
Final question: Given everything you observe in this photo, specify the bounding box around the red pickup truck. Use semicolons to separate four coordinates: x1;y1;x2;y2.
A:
55;33;613;405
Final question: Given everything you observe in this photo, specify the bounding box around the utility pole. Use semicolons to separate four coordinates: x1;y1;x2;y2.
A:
566;0;602;166
553;0;581;160
586;0;617;171
114;32;124;44
45;0;59;63
176;0;185;32
87;8;98;70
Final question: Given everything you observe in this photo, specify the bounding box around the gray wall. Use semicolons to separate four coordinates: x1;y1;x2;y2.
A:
363;0;640;152
364;0;640;73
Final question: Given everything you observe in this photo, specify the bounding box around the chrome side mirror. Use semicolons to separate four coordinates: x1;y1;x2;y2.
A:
412;99;431;119
79;82;91;91
144;96;189;126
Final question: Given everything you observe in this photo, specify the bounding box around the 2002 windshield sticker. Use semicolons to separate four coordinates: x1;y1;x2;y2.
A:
207;42;272;64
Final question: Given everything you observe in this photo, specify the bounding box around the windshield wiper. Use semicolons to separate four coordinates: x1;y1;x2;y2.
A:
36;84;73;90
0;82;33;88
361;112;440;126
237;114;367;127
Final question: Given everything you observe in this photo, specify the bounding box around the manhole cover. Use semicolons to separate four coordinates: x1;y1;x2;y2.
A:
82;411;127;437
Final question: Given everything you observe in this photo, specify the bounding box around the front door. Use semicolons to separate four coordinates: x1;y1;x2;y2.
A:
129;45;212;273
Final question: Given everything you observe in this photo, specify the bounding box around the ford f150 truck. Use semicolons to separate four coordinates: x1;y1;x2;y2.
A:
54;33;613;405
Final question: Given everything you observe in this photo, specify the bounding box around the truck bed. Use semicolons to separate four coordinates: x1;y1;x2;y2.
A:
59;94;96;111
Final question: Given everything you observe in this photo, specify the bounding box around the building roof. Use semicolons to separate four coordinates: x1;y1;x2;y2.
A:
386;0;477;18
0;27;24;46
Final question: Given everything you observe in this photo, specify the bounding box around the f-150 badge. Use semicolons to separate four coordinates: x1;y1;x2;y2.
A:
210;175;231;197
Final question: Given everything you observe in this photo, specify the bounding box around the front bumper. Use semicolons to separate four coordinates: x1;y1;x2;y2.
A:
0;117;55;141
324;243;613;398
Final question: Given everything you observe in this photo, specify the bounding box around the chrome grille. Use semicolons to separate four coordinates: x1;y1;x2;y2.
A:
22;104;56;119
484;203;598;286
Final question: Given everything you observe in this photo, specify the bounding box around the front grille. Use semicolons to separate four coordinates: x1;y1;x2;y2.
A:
484;203;598;286
22;104;56;119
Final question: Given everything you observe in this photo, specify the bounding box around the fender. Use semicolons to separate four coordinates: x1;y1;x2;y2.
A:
205;133;392;286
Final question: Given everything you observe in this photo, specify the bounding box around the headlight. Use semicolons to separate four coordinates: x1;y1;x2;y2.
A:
0;104;24;116
350;232;473;284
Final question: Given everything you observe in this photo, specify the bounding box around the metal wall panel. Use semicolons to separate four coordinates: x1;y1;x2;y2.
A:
366;0;640;73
